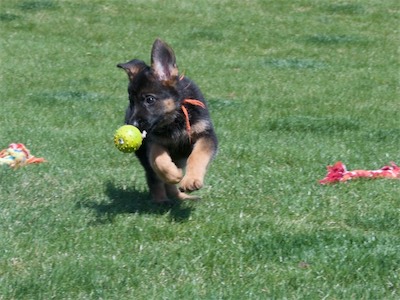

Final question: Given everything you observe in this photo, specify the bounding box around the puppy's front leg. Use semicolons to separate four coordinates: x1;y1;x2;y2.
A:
180;136;216;192
149;144;183;184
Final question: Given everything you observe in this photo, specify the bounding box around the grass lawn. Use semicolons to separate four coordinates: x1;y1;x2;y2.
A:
1;0;399;299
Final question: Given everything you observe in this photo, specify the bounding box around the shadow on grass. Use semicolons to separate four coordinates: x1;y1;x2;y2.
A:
79;181;194;224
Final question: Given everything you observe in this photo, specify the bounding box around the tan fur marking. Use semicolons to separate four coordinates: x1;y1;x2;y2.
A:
171;66;179;78
163;98;176;113
190;119;210;135
179;137;215;192
149;144;183;184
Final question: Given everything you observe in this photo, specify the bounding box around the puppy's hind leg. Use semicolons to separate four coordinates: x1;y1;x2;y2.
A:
143;167;171;204
135;145;171;204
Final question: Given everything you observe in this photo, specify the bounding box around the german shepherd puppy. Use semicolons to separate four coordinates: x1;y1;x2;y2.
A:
117;39;218;204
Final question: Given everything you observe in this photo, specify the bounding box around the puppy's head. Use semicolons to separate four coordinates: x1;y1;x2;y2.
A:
117;39;181;133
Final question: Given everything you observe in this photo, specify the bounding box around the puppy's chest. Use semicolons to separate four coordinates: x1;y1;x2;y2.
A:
152;130;189;145
147;136;193;162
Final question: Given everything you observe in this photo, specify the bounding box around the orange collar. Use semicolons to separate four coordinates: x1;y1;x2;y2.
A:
181;99;205;141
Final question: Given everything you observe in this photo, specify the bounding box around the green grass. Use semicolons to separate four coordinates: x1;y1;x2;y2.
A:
0;0;399;299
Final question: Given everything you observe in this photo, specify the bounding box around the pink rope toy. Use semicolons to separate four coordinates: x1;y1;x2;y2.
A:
0;143;45;169
319;161;400;184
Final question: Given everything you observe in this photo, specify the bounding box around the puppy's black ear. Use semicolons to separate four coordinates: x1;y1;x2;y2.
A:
151;39;178;83
117;59;147;81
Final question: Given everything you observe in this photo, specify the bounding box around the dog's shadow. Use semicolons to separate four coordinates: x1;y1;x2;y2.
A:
80;181;195;224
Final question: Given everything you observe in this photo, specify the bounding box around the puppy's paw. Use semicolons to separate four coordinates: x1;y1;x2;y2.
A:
179;177;203;192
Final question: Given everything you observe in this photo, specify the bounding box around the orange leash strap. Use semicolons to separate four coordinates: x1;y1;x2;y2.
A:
181;99;206;141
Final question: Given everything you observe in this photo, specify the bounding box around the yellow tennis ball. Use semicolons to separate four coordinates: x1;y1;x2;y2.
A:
114;125;143;153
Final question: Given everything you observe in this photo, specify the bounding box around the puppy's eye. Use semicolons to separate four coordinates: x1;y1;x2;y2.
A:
144;95;156;105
